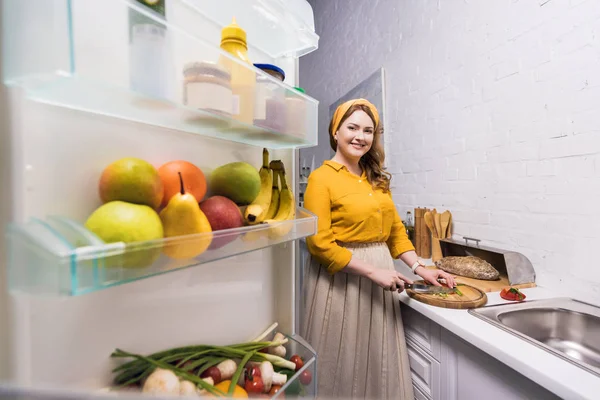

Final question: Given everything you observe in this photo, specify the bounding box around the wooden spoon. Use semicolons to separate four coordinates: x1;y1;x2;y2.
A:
434;213;443;239
424;211;437;238
441;211;451;239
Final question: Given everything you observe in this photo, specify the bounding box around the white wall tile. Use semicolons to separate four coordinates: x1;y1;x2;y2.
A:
300;0;600;303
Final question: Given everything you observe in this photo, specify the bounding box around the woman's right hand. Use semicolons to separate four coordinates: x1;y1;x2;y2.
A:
368;269;413;292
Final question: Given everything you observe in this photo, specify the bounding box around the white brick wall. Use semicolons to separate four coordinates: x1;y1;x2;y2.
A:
300;0;600;303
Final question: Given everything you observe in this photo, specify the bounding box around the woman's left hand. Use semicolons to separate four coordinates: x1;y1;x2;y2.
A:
417;267;456;288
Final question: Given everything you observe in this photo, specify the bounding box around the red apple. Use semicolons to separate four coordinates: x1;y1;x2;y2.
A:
199;196;245;249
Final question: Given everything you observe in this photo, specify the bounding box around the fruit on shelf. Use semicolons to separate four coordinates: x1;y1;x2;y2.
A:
84;200;164;268
199;195;245;250
265;161;295;222
240;159;294;243
263;160;296;239
157;160;207;208
160;173;213;259
244;148;273;225
99;157;164;209
199;196;244;231
263;168;281;220
210;161;261;205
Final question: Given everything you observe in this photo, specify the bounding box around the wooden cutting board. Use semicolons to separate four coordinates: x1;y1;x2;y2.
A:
406;280;487;309
424;266;536;293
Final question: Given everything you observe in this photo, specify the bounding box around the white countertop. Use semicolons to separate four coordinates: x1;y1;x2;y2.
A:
395;261;600;400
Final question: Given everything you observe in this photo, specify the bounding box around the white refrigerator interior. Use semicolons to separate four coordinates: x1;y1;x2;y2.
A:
1;0;319;397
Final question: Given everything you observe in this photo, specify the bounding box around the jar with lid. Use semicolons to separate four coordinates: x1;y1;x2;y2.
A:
285;87;307;138
253;63;286;132
183;61;233;118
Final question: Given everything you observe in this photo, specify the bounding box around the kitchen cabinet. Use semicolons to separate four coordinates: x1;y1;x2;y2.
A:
402;306;561;400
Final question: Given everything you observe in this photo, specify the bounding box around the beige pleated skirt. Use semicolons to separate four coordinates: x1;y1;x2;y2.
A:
300;242;413;400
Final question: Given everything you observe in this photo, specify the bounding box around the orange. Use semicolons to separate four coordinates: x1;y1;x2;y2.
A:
209;380;248;398
158;160;207;208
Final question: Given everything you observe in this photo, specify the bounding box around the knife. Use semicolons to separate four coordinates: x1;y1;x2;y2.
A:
405;283;455;294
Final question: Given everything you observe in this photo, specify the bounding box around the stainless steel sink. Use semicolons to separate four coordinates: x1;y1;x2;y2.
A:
469;297;600;377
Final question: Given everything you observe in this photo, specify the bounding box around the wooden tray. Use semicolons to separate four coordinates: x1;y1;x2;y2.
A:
424;266;536;293
406;280;487;309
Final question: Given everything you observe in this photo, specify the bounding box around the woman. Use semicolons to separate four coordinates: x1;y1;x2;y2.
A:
301;98;455;399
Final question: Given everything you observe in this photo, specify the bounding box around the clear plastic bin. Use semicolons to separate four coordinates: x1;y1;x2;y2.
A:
7;209;317;296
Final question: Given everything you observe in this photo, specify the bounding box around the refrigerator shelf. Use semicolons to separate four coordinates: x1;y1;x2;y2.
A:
186;0;320;59
105;334;317;398
2;0;318;150
7;208;317;297
0;333;317;399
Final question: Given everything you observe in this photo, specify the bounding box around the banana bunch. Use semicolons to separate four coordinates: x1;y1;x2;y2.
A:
244;148;273;225
264;160;295;223
242;157;295;242
263;160;295;239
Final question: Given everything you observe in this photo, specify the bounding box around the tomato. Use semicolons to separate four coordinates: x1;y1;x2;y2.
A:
289;355;304;372
244;368;264;395
201;366;222;384
299;370;312;386
245;365;262;379
500;287;526;302
268;385;285;398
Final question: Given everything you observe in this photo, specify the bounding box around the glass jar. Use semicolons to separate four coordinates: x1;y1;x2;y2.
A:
183;61;233;118
253;63;286;132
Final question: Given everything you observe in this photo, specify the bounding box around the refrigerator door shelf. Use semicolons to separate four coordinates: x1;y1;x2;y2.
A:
6;208;317;297
0;333;317;399
181;0;319;59
2;0;318;150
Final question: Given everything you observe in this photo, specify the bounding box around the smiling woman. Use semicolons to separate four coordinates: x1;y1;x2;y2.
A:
301;98;456;399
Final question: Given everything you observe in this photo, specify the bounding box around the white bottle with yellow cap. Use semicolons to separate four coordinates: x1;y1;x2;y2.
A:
218;17;256;125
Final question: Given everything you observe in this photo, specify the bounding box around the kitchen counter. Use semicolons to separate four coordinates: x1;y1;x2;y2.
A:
395;261;600;400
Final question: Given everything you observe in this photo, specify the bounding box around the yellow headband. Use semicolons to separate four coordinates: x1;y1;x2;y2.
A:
331;98;380;136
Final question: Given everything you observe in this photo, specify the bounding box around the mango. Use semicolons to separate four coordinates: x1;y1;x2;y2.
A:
209;162;261;205
99;157;163;209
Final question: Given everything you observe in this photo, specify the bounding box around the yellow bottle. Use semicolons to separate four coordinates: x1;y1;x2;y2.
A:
219;17;255;125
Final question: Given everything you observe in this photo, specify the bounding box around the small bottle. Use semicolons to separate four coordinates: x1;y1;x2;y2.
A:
218;17;255;125
405;211;415;244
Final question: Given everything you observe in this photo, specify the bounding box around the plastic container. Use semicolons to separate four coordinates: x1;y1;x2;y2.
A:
218;17;255;125
7;209;318;296
129;23;169;99
254;63;286;132
183;61;232;118
285;87;307;138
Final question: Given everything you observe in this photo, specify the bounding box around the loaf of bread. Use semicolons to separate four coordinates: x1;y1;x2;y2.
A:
434;256;500;280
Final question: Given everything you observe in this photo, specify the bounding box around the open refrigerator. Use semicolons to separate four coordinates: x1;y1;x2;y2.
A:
0;0;320;398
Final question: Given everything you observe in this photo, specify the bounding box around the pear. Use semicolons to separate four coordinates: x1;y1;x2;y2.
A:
160;172;213;259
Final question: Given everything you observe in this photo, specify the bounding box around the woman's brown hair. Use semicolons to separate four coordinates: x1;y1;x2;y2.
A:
329;104;391;192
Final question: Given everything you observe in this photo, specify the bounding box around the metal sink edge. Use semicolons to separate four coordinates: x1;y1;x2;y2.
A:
468;297;600;378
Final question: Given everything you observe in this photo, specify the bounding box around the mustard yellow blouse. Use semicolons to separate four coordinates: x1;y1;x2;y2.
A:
304;160;415;275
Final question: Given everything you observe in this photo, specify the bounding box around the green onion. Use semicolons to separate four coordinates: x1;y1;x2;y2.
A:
228;350;256;396
112;349;226;396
